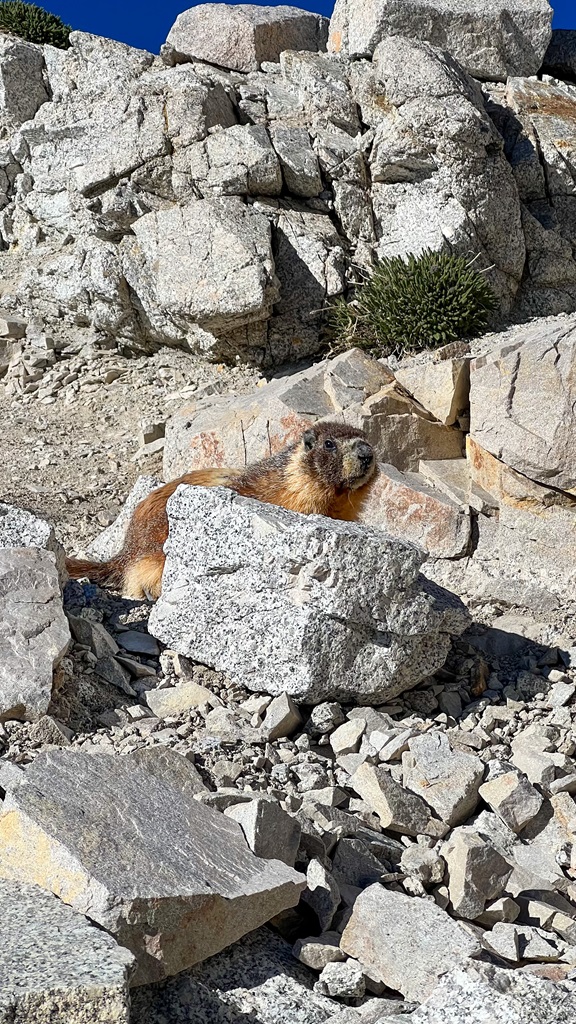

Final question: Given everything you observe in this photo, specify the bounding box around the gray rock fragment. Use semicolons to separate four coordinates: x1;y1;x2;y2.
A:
0;878;134;1022
443;826;513;920
167;3;329;73
0;547;70;721
225;798;301;866
479;770;543;832
0;748;305;984
328;0;552;80
403;732;484;826
301;858;341;931
387;961;576;1024
315;959;366;999
340;883;481;1001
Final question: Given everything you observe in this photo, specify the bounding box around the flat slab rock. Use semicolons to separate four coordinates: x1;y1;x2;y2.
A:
0;547;70;721
148;487;470;704
340;883;481;1001
0;877;134;1023
0;747;305;985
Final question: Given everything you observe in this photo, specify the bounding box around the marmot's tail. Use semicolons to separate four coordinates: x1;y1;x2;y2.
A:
65;556;125;590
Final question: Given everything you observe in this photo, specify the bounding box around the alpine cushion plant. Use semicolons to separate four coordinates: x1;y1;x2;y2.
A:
329;249;497;358
0;1;71;48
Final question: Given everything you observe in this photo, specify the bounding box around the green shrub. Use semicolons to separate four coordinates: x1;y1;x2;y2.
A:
0;1;71;48
329;249;497;358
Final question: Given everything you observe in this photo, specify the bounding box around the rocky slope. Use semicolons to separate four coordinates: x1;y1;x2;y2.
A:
2;4;576;1024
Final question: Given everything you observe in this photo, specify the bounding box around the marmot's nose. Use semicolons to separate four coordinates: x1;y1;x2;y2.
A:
357;441;374;468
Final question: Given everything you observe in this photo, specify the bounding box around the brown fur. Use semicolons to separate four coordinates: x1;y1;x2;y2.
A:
66;423;376;600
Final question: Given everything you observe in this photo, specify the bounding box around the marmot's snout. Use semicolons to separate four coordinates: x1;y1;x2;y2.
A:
356;439;375;474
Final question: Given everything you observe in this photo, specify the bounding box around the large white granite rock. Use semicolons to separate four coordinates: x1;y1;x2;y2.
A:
148;486;470;704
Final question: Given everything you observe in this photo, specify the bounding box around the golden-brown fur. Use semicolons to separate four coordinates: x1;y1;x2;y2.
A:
66;423;376;600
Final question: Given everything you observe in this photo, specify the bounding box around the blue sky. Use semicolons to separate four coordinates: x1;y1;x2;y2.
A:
46;0;575;55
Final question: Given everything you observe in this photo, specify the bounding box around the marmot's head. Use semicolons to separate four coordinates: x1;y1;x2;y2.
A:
300;422;376;492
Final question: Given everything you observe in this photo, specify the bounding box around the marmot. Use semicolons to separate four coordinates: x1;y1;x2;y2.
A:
66;422;376;600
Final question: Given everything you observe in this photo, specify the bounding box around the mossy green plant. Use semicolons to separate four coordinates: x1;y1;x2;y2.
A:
329;249;497;358
0;1;71;48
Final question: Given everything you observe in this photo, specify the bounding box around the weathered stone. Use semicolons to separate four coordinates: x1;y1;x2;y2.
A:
166;4;329;73
328;0;552;80
350;763;446;837
469;318;576;491
340;382;466;474
403;732;484;826
0;37;49;131
190;124;282;197
479;770;543;833
331;837;388;889
145;680;217;718
94;656;136;697
315;959;365;999
301;858;341;931
122;197;278;359
68;616;119;659
0;501;65;578
163;348;391;478
443;826;512;920
225;798;301;866
262;693;303;741
340;883;481;1002
133;927;342;1023
390;961;576;1024
116;630;159;656
355;464;471;559
330;718;366;757
0;878;134;1021
400;846;445;885
148;487;469;705
0;748;305;985
0;547;70;721
293;932;345;971
484;922;566;963
362;37;526;308
394;346;470;426
269;125;323;197
476;896;520;927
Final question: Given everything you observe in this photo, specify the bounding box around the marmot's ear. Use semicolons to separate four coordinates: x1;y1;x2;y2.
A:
302;428;317;451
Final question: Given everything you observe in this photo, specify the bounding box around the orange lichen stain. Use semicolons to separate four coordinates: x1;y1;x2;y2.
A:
189;430;226;469
330;30;342;53
0;809;88;905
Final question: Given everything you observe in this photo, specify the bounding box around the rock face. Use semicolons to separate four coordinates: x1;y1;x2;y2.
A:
163;346;464;480
0;748;305;984
166;4;329;72
328;0;553;80
340;883;481;1001
0;547;70;721
0;16;573;366
355;464;471;559
0;878;134;1022
148;486;470;704
122;197;279;358
469;319;576;490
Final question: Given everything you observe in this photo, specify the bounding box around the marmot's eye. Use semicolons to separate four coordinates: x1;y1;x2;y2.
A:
324;439;336;451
